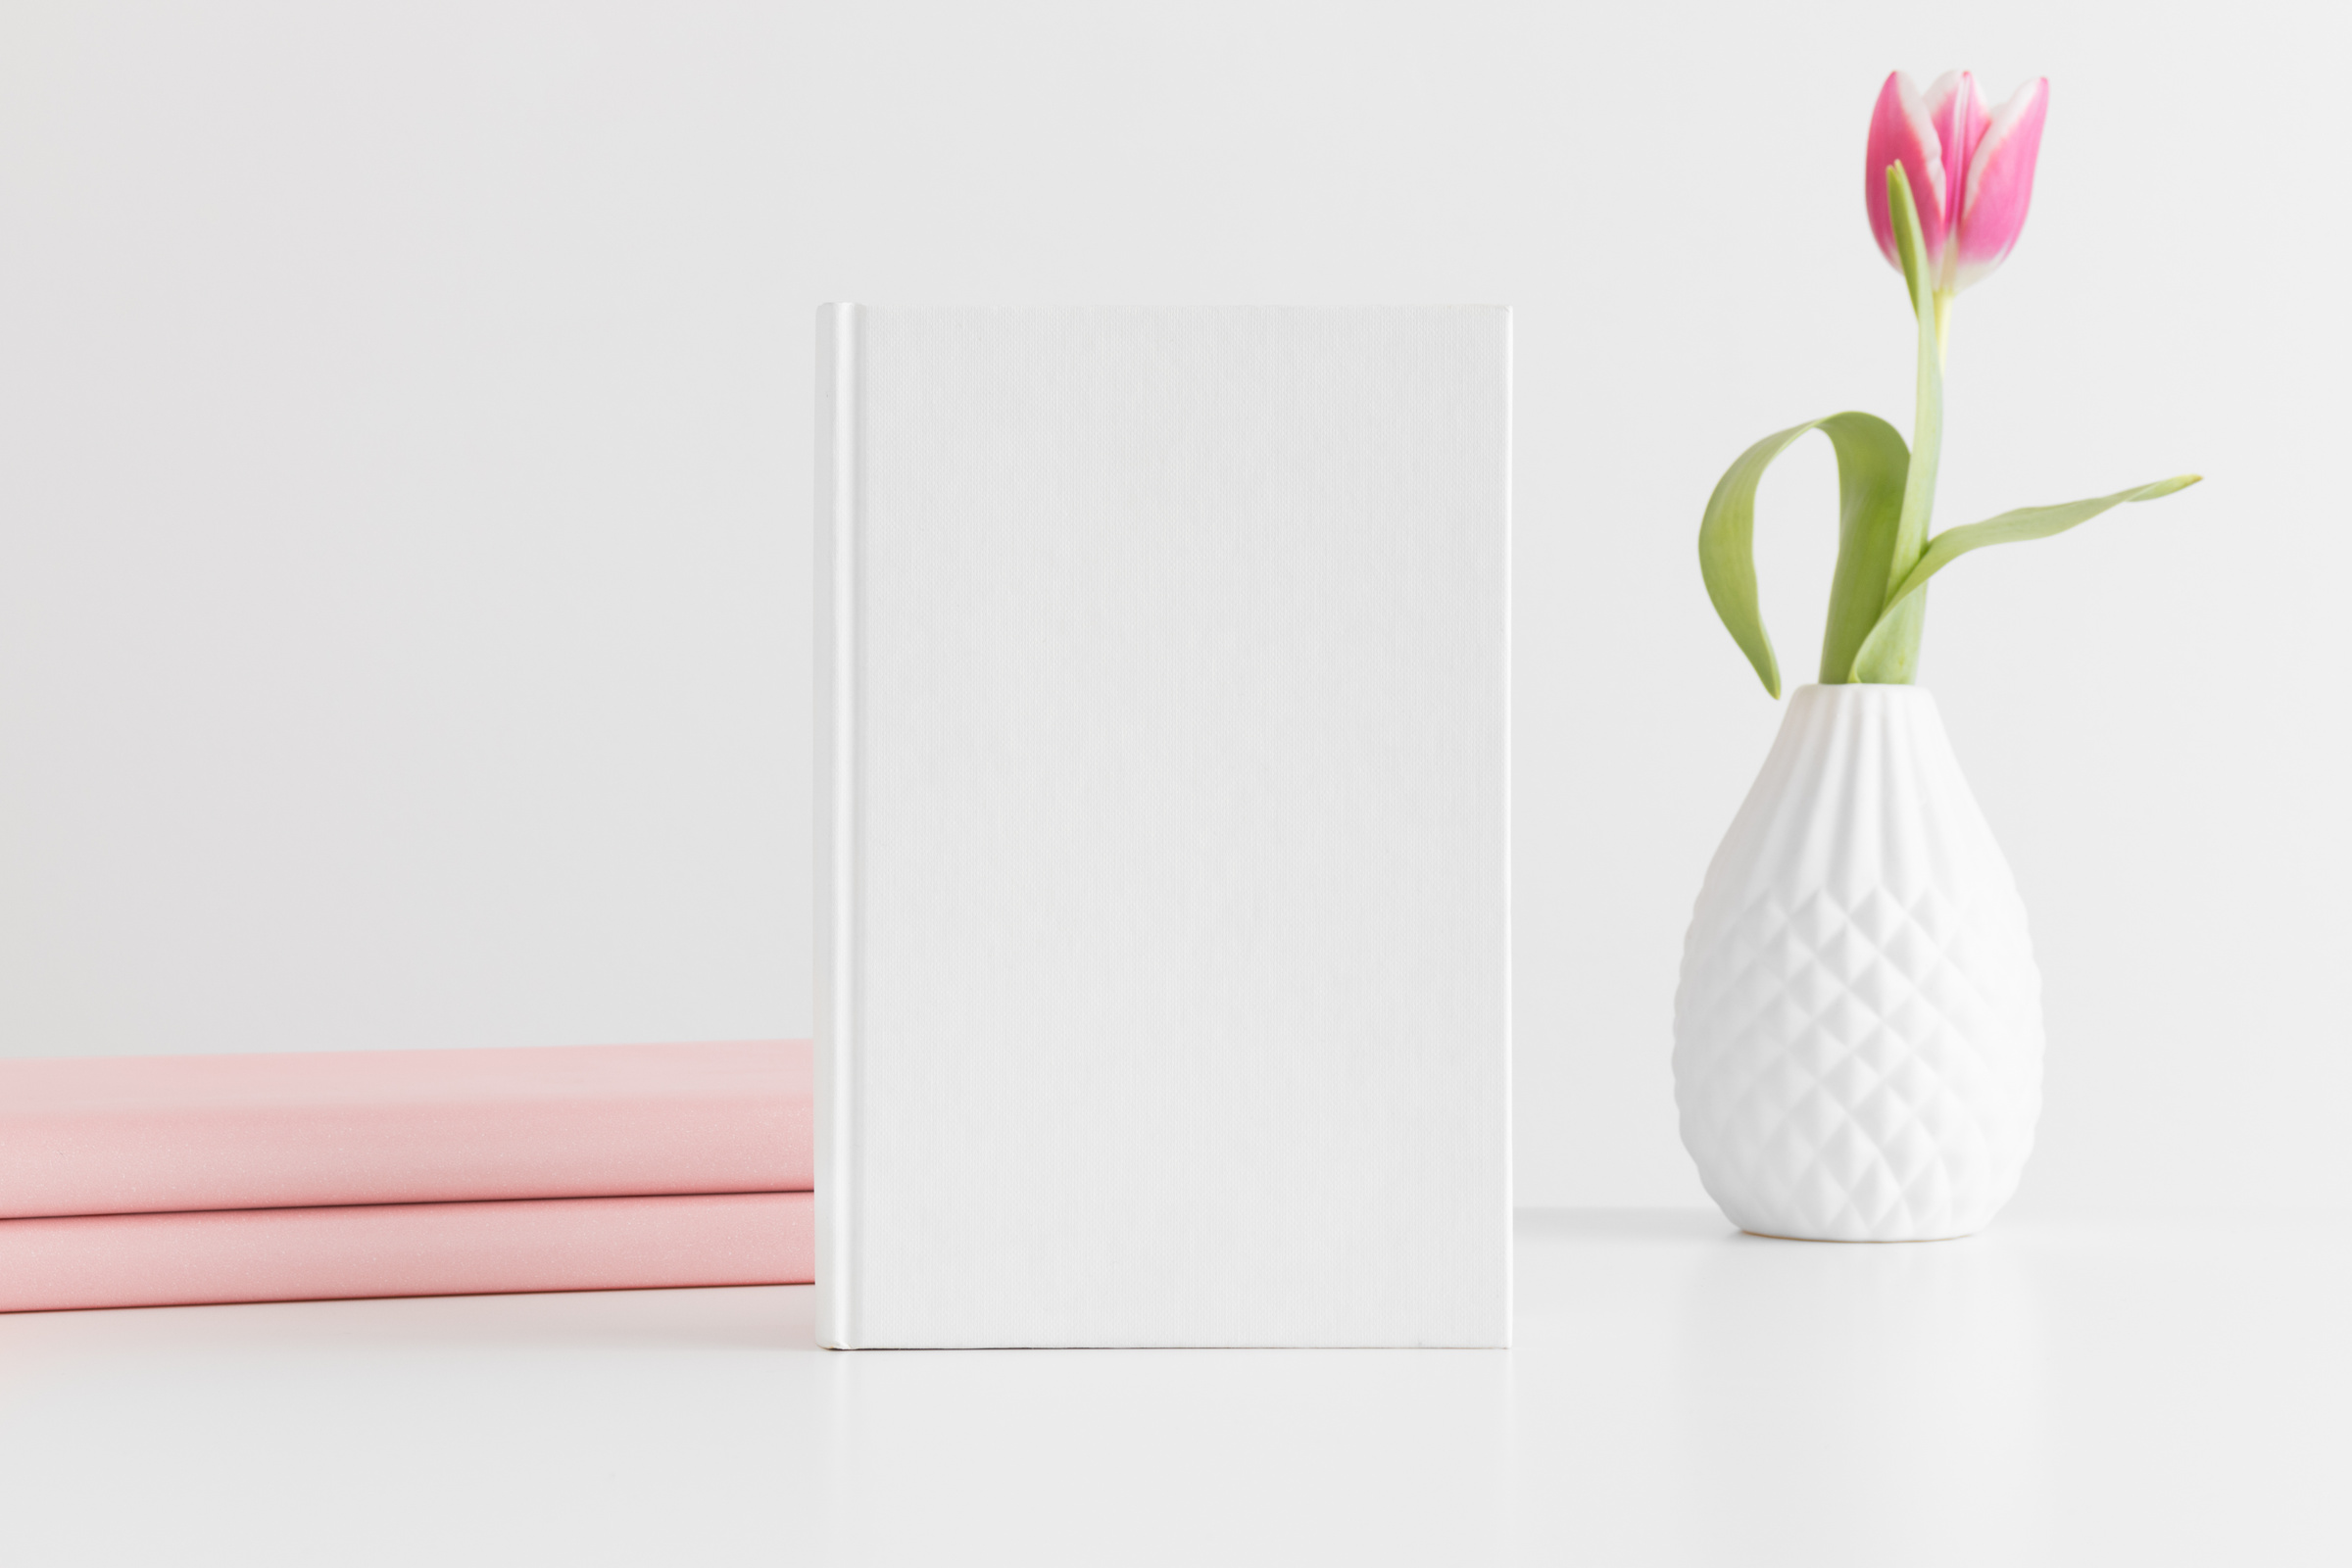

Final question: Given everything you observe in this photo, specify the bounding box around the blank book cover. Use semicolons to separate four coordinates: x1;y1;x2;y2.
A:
818;306;1510;1348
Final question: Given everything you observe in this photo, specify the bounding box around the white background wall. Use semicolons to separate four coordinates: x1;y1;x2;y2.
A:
2;0;2342;1212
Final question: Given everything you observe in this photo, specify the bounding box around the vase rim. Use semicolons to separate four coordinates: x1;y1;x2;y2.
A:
1790;682;1935;699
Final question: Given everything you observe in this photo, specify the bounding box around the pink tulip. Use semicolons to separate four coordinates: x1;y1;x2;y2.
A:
1865;72;2049;294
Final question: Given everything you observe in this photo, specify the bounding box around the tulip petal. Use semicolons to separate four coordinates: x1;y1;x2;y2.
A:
1924;72;1991;285
1865;73;1947;275
1952;77;2049;292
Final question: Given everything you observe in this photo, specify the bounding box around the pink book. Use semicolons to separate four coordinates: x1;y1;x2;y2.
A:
0;1041;812;1219
0;1192;813;1314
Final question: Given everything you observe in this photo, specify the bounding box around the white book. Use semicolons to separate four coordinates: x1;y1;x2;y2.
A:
817;307;1510;1348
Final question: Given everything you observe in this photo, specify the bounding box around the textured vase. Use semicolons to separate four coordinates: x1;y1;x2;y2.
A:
1673;684;2043;1242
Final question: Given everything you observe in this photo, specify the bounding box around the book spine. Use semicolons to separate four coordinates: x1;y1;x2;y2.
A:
0;1193;816;1314
813;304;860;1348
1499;311;1516;1349
0;1042;813;1219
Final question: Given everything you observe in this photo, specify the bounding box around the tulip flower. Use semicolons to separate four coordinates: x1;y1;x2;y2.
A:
1692;72;2200;697
1865;71;2049;326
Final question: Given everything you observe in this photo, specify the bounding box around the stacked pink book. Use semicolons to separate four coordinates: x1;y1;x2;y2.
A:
0;1042;812;1313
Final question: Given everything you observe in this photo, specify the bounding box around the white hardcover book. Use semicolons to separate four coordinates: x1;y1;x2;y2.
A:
817;307;1510;1348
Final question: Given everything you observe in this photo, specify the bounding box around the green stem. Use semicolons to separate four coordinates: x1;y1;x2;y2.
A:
1851;173;1947;684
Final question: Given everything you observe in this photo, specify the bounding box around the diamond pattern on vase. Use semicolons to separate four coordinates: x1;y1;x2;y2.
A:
1673;686;2043;1242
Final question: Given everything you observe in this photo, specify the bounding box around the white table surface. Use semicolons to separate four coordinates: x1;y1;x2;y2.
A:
3;1207;2343;1566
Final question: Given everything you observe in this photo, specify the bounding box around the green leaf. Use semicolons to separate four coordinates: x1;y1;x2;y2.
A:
1887;162;1933;322
1698;412;1911;698
1855;161;1944;685
1846;474;2206;680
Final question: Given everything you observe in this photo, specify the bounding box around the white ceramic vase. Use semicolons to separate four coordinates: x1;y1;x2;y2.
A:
1672;684;2044;1242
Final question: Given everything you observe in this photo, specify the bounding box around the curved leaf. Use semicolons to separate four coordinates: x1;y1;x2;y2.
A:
1699;412;1911;698
1846;474;2206;680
